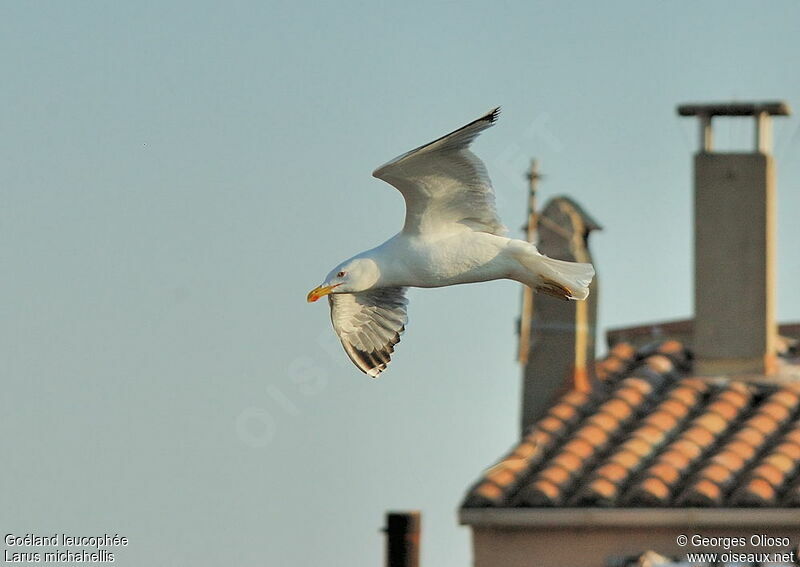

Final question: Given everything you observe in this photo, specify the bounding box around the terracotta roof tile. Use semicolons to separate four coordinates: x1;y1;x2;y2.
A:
645;354;674;375
586;412;622;432
715;385;752;409
594;462;629;483
784;427;800;445
762;452;796;475
595;346;638;381
486;467;518;487
610;342;636;361
657;449;692;471
463;340;800;509
549;402;582;424
573;478;620;506
632;424;668;445
750;463;784;485
658;339;684;356
732;426;767;447
682;425;717;448
769;389;800;410
626;477;671;506
704;399;740;421
473;482;503;501
725;439;758;461
621;376;655;396
560;389;591;405
658;399;692;420
576;423;611;446
618;437;652;458
693;412;729;435
709;450;746;471
549;451;583;473
641;410;679;432
561;437;595;460
511;442;537;460
538;466;572;487
526;429;556;452
702;462;734;485
678;478;722;506
647;462;682;486
667;384;706;407
731;477;776;506
774;441;800;461
607;450;642;469
744;413;780;436
586;477;617;500
523;479;562;506
757;401;792;424
538;415;568;436
599;398;634;422
668;439;704;460
595;358;622;381
614;387;646;408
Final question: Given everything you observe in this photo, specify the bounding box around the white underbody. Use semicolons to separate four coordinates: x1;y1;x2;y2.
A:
363;230;535;290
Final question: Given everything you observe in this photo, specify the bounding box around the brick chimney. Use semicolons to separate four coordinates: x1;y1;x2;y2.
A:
678;101;791;376
519;189;601;433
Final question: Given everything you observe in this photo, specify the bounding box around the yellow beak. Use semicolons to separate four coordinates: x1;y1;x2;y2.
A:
306;283;340;303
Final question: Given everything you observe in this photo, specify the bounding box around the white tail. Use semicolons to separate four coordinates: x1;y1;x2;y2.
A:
510;241;595;301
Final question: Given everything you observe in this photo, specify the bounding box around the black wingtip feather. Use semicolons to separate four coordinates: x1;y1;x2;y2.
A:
341;330;403;379
466;107;500;131
373;108;501;180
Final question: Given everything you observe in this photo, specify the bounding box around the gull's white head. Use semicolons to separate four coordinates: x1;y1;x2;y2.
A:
307;257;380;302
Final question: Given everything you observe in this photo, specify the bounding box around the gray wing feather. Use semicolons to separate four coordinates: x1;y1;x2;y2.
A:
372;108;506;236
329;288;408;378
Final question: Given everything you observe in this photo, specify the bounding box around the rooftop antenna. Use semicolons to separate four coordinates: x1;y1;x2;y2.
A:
518;159;541;364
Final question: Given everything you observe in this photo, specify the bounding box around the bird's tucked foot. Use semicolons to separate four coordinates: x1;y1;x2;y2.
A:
535;278;574;301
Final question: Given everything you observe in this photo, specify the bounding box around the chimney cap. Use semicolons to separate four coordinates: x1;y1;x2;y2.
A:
677;101;791;117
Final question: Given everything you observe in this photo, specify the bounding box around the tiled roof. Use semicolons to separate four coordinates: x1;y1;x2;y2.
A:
463;340;800;509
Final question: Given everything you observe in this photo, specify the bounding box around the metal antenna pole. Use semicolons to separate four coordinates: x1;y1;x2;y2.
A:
518;159;541;364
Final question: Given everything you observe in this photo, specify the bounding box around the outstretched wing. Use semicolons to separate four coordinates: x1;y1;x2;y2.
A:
372;108;506;236
329;287;408;378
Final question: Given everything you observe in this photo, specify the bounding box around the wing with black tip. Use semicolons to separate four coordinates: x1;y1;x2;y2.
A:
372;108;506;236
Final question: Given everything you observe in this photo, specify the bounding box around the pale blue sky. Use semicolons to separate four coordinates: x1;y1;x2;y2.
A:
3;2;800;566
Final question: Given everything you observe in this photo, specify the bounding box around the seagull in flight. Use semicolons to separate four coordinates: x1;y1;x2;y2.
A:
308;108;595;377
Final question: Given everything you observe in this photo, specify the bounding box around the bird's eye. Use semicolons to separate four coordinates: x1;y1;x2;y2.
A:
337;271;346;278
